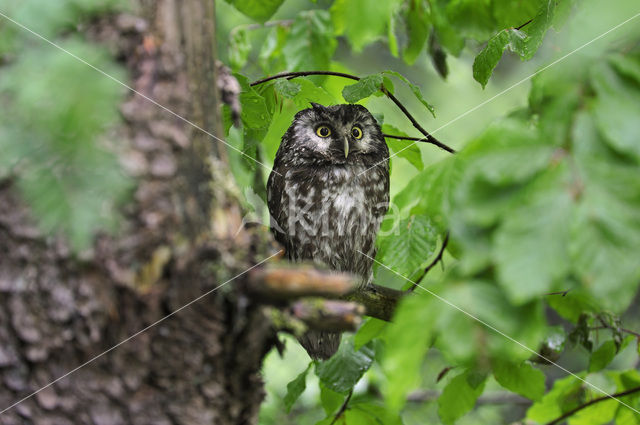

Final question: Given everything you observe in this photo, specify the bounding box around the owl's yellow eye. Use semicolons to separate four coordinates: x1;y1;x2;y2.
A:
316;126;331;137
351;126;363;139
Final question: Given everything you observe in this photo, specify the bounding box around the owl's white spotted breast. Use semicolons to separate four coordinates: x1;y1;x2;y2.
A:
273;163;388;284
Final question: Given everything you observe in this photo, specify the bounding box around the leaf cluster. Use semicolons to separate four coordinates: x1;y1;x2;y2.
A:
0;0;130;250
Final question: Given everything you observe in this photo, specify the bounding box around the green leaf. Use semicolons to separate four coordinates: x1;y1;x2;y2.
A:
436;282;546;363
590;61;640;163
492;359;545;401
224;0;284;23
570;112;640;312
342;74;383;103
383;70;436;117
402;0;431;65
393;155;457;232
315;337;374;393
349;403;403;425
589;340;618;373
376;215;438;278
491;0;544;28
382;294;440;412
527;374;586;422
354;318;387;351
520;0;557;60
283;363;311;413
570;399;618;425
274;79;302;99
437;370;487;425
0;40;130;250
330;0;402;52
429;0;465;56
608;54;640;85
493;164;573;303
229;27;250;71
472;28;526;88
382;124;424;171
546;290;599;323
283;10;337;76
320;382;344;415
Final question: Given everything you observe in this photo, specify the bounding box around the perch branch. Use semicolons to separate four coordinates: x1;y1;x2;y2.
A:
290;299;364;332
408;232;450;292
244;264;405;321
545;385;640;425
268;299;364;335
250;71;455;154
246;265;404;322
346;283;405;322
247;264;361;301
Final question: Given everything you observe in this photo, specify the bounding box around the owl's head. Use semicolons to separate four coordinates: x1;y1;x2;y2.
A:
278;103;389;166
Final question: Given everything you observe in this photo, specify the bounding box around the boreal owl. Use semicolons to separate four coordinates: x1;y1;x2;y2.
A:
267;103;390;359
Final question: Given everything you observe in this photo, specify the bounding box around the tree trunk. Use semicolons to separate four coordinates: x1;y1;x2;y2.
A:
0;1;277;424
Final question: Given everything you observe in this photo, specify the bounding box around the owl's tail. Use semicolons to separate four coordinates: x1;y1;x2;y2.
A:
298;330;341;360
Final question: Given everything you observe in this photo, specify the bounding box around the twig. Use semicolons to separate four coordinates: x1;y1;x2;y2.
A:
250;71;455;154
408;232;449;292
382;133;455;153
407;389;530;405
545;385;640;425
590;326;640;338
545;289;571;296
330;389;353;425
380;87;455;154
515;18;534;31
250;71;359;87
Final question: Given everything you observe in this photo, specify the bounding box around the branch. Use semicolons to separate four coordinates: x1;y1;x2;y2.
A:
515;18;534;31
383;133;455;154
247;264;361;301
545;385;640;425
545;289;571;296
250;71;359;86
331;390;353;425
407;389;530;406
408;232;449;292
250;71;455;154
346;283;405;322
290;299;364;332
380;87;455;153
246;265;404;322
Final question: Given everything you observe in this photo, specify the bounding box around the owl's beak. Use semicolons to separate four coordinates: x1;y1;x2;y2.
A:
343;136;350;158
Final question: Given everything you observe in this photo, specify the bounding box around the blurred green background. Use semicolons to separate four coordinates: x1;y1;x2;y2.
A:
1;0;639;423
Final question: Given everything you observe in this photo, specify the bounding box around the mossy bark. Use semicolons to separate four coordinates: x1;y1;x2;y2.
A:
0;1;277;424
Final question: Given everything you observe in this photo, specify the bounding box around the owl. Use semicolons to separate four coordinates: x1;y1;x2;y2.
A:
267;103;390;359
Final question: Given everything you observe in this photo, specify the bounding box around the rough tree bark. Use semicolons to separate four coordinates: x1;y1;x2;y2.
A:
0;1;280;424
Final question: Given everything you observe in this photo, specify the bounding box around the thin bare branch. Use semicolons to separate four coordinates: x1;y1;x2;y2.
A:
250;71;455;154
383;133;456;153
408;232;450;292
546;385;640;425
331;390;353;425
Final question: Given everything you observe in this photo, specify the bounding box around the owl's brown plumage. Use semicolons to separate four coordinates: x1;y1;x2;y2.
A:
267;103;390;359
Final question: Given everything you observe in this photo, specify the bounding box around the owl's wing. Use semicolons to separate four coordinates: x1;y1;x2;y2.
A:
266;166;289;248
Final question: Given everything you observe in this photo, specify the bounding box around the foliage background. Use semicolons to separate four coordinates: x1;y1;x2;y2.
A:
0;0;639;424
216;0;640;424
